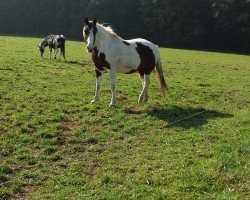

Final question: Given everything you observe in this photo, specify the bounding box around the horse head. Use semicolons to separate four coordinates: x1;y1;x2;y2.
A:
83;17;98;52
38;44;45;57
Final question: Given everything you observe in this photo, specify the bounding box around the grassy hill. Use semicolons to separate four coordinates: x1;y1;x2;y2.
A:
0;36;249;199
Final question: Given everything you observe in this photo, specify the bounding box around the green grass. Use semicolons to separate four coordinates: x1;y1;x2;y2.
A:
0;36;249;199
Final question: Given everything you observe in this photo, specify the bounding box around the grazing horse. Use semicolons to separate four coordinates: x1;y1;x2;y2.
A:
38;34;66;60
83;18;167;107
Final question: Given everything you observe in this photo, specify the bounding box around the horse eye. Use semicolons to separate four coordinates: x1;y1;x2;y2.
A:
84;27;90;35
85;29;90;36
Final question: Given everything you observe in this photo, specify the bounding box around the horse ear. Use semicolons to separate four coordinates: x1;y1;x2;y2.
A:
93;18;97;26
85;17;89;25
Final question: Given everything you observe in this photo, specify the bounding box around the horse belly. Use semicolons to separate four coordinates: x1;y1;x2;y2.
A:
116;50;140;74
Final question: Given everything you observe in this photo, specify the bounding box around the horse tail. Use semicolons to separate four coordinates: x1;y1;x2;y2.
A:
155;56;168;97
61;40;66;59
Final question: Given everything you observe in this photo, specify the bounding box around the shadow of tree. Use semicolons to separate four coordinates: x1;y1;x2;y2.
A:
127;106;233;130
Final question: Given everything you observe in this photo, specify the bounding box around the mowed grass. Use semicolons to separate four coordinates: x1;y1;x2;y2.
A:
0;36;249;199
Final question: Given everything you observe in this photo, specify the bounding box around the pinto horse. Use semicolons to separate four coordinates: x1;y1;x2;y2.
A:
38;34;66;60
83;18;167;107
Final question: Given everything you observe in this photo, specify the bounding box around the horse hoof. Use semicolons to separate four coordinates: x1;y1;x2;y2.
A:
91;100;97;104
109;103;116;108
138;98;144;103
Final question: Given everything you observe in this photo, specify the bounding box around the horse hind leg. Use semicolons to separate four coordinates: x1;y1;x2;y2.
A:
138;74;150;103
54;48;58;59
108;69;117;107
138;74;144;103
61;43;66;60
59;49;62;61
143;74;150;102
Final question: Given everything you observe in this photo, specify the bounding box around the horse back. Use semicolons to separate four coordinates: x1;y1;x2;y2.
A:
116;38;160;74
56;35;65;48
127;38;160;61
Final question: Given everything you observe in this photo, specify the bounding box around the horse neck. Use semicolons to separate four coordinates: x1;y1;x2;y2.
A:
96;25;122;51
41;39;48;47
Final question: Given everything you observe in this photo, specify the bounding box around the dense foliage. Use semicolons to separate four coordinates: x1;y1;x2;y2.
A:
0;0;249;53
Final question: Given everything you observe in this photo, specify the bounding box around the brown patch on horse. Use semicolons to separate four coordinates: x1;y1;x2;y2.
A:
92;47;111;71
135;42;155;75
123;40;130;46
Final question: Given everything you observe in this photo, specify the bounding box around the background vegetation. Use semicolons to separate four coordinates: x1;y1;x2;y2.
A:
0;0;249;53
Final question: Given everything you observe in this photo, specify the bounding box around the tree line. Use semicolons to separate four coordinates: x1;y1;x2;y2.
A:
0;0;249;53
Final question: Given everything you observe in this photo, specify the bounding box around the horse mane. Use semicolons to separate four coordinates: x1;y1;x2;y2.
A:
41;34;54;46
97;23;119;39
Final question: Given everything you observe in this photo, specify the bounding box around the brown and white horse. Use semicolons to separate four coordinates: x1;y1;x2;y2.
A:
83;18;167;107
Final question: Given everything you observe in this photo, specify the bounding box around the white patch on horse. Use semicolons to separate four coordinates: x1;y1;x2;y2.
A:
87;31;95;52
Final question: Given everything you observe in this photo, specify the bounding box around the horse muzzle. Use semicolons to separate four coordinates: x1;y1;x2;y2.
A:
87;46;94;53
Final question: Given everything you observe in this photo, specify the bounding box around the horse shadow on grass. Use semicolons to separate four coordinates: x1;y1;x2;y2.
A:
64;60;91;67
126;106;233;130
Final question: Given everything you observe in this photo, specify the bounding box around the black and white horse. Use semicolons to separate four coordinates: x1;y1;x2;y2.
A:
83;18;167;107
38;34;66;60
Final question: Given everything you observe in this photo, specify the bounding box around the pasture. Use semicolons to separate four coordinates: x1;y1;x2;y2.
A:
0;36;249;199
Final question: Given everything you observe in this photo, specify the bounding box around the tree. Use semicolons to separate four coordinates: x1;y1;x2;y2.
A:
139;0;214;49
212;0;250;52
0;0;249;53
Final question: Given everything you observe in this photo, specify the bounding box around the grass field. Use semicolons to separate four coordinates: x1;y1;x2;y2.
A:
0;36;249;199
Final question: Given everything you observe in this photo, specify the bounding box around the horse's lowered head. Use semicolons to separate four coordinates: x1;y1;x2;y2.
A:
83;17;98;52
38;44;45;57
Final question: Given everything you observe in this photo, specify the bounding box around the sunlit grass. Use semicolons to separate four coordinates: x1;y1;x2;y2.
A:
0;36;249;199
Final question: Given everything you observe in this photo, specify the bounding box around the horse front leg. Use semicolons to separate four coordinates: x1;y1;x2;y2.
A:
91;69;102;104
108;69;116;107
49;47;52;59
